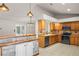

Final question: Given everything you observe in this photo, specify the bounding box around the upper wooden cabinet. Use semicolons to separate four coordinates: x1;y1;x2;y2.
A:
55;23;62;31
71;22;75;30
63;23;71;27
63;22;79;31
38;19;46;33
75;22;79;30
50;22;55;32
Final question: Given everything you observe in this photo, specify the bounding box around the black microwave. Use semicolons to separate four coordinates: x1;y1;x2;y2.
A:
62;26;71;30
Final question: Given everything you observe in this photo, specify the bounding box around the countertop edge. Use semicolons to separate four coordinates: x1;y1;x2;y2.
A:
0;39;38;47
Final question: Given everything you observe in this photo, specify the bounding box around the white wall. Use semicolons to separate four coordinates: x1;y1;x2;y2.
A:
0;19;25;35
0;4;53;36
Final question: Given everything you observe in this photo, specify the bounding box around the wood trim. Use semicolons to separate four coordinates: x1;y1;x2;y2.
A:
0;34;36;39
0;48;2;56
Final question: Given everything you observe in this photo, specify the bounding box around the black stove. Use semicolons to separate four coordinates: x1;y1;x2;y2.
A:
62;32;71;44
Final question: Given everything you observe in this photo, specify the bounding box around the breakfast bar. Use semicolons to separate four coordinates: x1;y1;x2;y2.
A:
0;34;39;56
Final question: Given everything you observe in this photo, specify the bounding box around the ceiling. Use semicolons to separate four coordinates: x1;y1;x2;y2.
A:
0;3;79;20
38;3;79;14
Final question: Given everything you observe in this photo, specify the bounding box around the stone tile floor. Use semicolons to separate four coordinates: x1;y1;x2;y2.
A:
38;43;79;56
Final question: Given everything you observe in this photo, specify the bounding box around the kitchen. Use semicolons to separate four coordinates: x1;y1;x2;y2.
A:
0;3;79;56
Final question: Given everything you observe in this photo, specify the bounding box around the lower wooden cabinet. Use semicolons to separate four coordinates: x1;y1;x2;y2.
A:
38;35;58;48
70;36;79;45
70;37;75;45
49;36;55;45
57;35;62;42
77;38;79;45
38;36;45;48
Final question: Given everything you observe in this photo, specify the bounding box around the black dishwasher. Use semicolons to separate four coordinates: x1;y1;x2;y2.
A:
45;36;49;47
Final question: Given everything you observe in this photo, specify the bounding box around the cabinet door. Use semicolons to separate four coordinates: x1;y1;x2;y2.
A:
38;36;45;47
75;37;78;45
38;20;45;33
70;37;75;45
77;38;79;45
50;22;55;32
71;23;75;30
2;45;15;56
55;23;62;31
49;36;55;44
75;23;79;30
16;43;26;56
58;35;62;42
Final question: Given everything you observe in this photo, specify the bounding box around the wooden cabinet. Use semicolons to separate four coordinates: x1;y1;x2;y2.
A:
71;23;75;30
77;38;79;45
70;37;75;45
55;23;62;31
38;36;45;48
75;23;79;30
63;23;71;27
38;19;45;33
50;22;55;32
49;35;58;45
70;35;79;45
49;36;55;45
63;22;79;31
57;35;62;42
38;35;58;48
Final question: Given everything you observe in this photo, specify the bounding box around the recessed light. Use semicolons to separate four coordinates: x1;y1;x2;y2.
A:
67;8;71;11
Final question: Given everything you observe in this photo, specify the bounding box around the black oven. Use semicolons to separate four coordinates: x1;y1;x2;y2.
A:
62;32;71;44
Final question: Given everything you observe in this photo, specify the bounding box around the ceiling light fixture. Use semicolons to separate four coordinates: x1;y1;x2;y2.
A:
0;3;9;12
27;3;33;17
67;8;71;11
27;10;33;17
27;3;34;24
